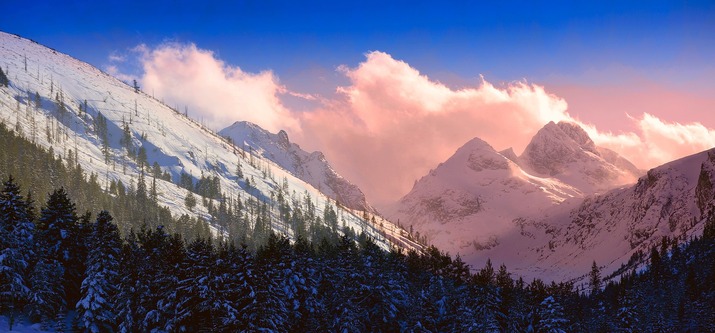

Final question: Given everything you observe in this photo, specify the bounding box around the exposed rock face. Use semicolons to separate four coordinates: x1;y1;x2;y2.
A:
220;121;372;212
502;148;715;282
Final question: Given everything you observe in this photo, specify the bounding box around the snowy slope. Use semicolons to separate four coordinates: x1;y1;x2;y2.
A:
0;32;416;251
219;121;372;212
490;148;715;284
386;137;581;255
387;121;643;281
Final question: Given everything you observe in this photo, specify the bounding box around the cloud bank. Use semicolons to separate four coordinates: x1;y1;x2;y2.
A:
114;45;715;207
136;43;298;133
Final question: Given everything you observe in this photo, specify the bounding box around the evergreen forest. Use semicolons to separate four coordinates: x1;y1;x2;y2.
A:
1;114;715;332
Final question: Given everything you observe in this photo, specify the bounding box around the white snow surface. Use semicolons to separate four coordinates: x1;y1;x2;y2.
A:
492;148;715;285
0;32;416;252
0;315;53;332
219;121;372;212
384;121;706;284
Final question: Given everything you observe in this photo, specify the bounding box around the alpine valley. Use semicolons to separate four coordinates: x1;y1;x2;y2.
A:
2;31;715;332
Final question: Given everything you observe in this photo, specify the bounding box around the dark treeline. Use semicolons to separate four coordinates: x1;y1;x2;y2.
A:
583;215;715;332
1;177;576;332
2;179;714;332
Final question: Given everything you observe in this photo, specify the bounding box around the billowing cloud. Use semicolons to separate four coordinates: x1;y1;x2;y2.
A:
110;47;715;207
298;51;576;206
297;52;715;207
589;114;715;168
136;43;298;132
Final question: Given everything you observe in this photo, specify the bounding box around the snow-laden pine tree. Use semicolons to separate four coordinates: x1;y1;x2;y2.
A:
26;246;64;327
358;239;409;332
252;234;290;332
537;295;568;333
36;187;81;307
116;235;147;333
175;238;221;331
616;291;639;333
76;210;121;333
0;176;35;329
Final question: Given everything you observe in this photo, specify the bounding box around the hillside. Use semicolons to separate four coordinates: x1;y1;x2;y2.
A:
220;120;372;212
0;32;417;251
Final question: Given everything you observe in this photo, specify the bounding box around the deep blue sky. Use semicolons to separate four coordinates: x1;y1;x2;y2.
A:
2;0;714;85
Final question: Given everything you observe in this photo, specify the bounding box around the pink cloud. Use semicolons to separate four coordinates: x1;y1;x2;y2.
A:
298;52;715;207
137;43;298;132
589;114;715;168
117;47;715;207
297;51;577;206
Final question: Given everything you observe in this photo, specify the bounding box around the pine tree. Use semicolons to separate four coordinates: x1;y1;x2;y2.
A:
125;226;182;332
0;176;35;329
175;238;220;331
236;159;243;179
116;236;146;333
589;261;601;294
616;291;639;333
76;211;122;333
26;248;64;325
0;65;9;87
36;188;80;306
537;295;568;333
185;191;197;212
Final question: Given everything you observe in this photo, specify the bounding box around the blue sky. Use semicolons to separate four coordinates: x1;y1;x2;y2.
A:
3;0;714;85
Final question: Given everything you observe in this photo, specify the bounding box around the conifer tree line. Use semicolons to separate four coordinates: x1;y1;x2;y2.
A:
2;175;714;331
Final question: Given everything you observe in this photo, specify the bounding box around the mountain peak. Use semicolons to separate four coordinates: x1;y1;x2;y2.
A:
499;147;520;165
519;121;639;194
556;121;597;154
459;136;496;153
277;130;290;149
520;121;598;176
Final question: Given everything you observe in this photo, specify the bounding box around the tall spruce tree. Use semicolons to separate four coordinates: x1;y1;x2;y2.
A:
37;187;81;306
0;176;35;330
77;211;121;333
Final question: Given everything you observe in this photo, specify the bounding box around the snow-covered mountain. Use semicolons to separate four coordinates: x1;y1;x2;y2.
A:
387;121;644;281
386;137;580;253
518;121;640;194
0;32;417;251
489;148;715;284
219;121;372;212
